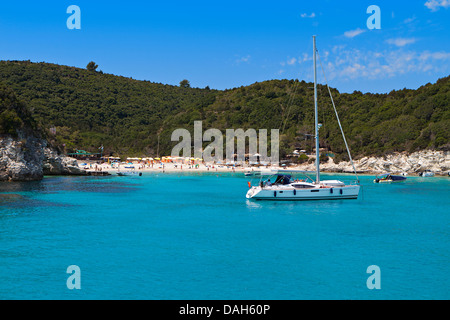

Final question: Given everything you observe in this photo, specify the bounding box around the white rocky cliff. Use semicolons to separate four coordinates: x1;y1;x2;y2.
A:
0;131;85;182
296;150;450;175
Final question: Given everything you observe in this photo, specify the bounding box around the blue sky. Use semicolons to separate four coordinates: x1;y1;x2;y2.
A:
0;0;449;93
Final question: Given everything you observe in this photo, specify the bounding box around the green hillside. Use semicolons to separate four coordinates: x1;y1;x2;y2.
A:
0;60;448;160
0;84;40;137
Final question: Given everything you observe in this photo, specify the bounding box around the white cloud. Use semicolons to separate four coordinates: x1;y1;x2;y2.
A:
302;53;311;62
287;57;297;65
286;46;450;82
425;0;450;11
300;12;316;18
235;55;251;64
343;28;366;38
419;51;450;61
332;45;346;54
339;48;450;80
403;16;416;24
386;38;417;47
282;54;311;67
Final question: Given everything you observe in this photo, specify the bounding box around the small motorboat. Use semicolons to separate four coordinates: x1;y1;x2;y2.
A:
244;171;258;177
419;170;434;177
244;168;278;177
117;171;142;176
374;173;407;183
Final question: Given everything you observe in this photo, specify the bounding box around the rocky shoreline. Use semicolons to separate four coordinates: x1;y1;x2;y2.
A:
296;150;450;175
43;147;86;177
0;131;85;182
1;131;449;181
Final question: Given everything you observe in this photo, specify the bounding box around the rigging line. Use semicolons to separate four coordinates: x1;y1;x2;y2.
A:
280;78;300;133
316;49;359;183
279;80;297;131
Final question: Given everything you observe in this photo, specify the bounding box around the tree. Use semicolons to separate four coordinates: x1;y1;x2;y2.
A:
179;79;190;88
86;61;98;72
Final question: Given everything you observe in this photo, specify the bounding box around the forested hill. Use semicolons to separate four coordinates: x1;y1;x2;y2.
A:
0;84;40;137
0;60;448;160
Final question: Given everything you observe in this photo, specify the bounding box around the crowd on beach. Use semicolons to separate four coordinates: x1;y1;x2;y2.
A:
75;150;450;176
79;159;250;174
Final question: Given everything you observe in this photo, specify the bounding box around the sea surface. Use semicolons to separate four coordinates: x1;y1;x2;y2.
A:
0;172;448;300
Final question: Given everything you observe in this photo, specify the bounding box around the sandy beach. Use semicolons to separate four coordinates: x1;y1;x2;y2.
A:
77;160;272;175
76;151;450;176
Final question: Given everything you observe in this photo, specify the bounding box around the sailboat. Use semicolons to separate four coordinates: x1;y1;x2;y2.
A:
246;36;360;200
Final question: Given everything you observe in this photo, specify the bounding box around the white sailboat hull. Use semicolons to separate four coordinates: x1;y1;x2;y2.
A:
246;184;360;200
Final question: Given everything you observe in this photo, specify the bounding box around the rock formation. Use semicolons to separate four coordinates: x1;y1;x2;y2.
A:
43;147;86;176
294;150;450;175
0;131;85;182
0;131;45;181
0;85;86;181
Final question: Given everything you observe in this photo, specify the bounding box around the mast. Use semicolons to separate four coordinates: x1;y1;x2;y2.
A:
313;35;320;184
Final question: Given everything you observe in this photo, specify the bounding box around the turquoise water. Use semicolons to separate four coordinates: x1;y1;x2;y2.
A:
0;172;448;300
